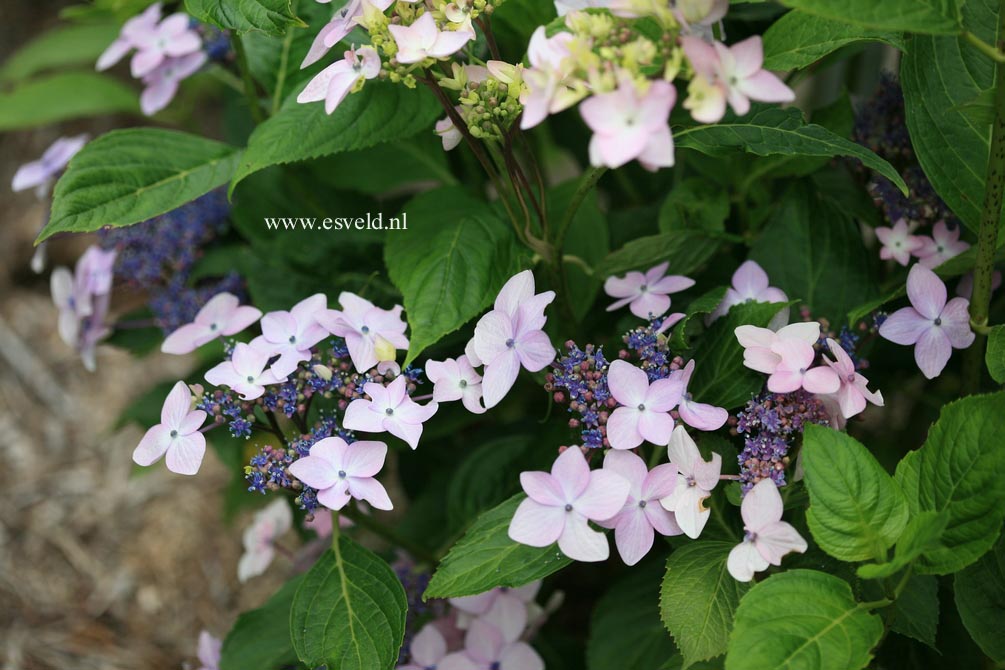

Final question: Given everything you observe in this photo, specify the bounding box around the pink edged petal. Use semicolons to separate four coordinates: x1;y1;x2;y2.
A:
666;425;699;474
879;307;931;345
481;595;528;644
429;27;475;58
551;446;592;501
450;590;497;615
161;322;212;354
164;30;202;57
96;38;132;71
678;399;728;431
607;359;650;407
602;450;648;495
645;375;685;412
738;70;794;103
670;486;711;539
237;546;274;582
495;270;536;315
461;385;487;414
727;540;769;582
204;360;242;390
575;469;631;521
693;451;722;492
755;520;808;565
516;330;556;372
606;406;644;450
131;48;163;77
914;327;952;379
729;36;764;76
515;292;555;332
638;410;675;446
342;440;387;477
766;370;803;394
613;508;655;565
409;624;448;666
740;478;783;530
302;20;339;68
940;297;976;349
438;652;482;670
732;260;769;295
260;311;296;343
743;347;782;374
629;291;672;319
681;36;719;79
836;382;867;419
645;503;683;537
289;455;340;490
385;418;424;450
178;409;206;435
734;324;775;348
466;618;505;664
164;433;206;475
649;274;695;295
777;321;821;343
343;398;386;433
906;264;947;320
316;482;352;511
521;471;567;506
644;261;670;284
481;349;521;408
508;498;565;547
473;310;516;365
347;476;393;510
604;271;645;298
500;642;544;670
802;366;841;395
133;425;172;466
558;512;610;562
345;332;377;372
160;380;193;428
324;71;360;114
642;462;678;501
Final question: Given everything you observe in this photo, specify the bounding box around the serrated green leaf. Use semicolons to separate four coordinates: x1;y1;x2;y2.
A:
891;574;939;648
231;82;442;192
674;107;908;195
290;538;407;670
895;392;1005;574
778;0;961;33
424;495;573;600
0;71;139;131
688;300;794;410
987;325;1005;384
955;534;1005;662
0;23;121;81
220;575;303;670
658;178;729;234
856;510;949;579
595;229;720;278
725;570;884;670
446;435;534;529
660;542;749;668
384;188;525;365
588;560;675;670
38;129;241;242
763;10;905;71
668;286;728;351
185;0;305;34
802;424;908;562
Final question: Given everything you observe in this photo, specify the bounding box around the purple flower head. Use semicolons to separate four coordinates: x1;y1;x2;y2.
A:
288;436;392;511
604;261;695;319
726;479;807;582
132;381;207;475
606;359;684;450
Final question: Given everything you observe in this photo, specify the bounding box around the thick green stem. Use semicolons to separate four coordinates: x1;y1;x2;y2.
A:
331;509;340;553
967;3;1005;392
963;31;1005;63
341;505;438;565
232;34;266;124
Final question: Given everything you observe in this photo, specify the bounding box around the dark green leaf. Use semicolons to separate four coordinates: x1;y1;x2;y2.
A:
221;576;303;670
987;325;1005;384
446;435;534;529
763;10;904;71
552;180;608;320
955;534;1005;662
778;0;961;33
856;510;949;579
595;230;720;278
658;178;730;234
0;72;138;131
891;574;939;648
668;286;729;351
185;0;305;35
0;23;121;81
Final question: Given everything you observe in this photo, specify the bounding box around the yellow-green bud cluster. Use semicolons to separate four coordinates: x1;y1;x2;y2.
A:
457;73;524;141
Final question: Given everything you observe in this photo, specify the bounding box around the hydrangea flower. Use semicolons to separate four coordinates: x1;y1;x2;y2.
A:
318;292;409;373
51;266;91;349
579;77;676;170
132;381;207;475
162;292;262;355
389;12;473;64
914;220;970;268
822;338;884;419
879;264;974;379
438;618;544;670
302;0;395;68
75;245;118;296
726;479;807;582
875;218;923;266
426;355;486;414
708;260;788;327
604;261;695;319
237;498;293;582
140;51;207;116
205;342;287;400
606;359;684;450
96;2;164;71
681;35;793;123
397;623;449;670
127;12;203;78
288;436;393;511
765;339;840;395
660;425;721;539
250;294;329;378
195;630;221;670
596;450;680;565
344;375;439;449
671;360;728;431
298;45;381;114
11;134;88;196
436;114;463;151
735;321;821;375
450;582;541;630
508;446;630;562
520;27;575;130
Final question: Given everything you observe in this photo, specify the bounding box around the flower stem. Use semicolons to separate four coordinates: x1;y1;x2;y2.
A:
232;34;266;124
554;167;607;254
341;505;438;565
331;510;340;553
963;31;1005;64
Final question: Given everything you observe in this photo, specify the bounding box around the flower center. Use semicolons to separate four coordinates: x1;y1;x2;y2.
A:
385;407;394;416
170;429;178;438
288;335;296;344
564;503;573;512
686;476;696;488
934;317;942;326
847;373;856;382
639;284;648;293
505;338;515;348
209;322;218;331
338;470;347;479
637;403;646;411
361;325;370;334
246;375;255;383
459;379;468;388
638;500;647;508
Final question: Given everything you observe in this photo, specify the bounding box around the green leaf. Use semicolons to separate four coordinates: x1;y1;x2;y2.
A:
290;538;407;670
955;535;1005;662
552;180;608;320
446;434;534;529
674;107;908;195
856;510;949;579
661;542;750;668
987;325;1005;384
424;495;573;600
750;182;877;321
231;82;442;192
312;135;457;196
0;23;121;81
802;424;908;562
725;570;884;670
891;574;939;648
588;560;675;670
220;575;303;670
658;178;730;234
763;10;904;71
778;0;961;33
689;300;794;410
668;286;729;351
184;0;305;35
595;230;720;278
0;71;138;131
895;392;1005;574
901;0;997;231
384;188;524;366
39;129;242;242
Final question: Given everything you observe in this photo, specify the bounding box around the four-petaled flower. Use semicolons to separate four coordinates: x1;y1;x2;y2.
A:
509;446;630;562
766;338;840;395
426;355;486;414
288;436;393;511
204;342;287;400
389;12;473;65
438;618;544;670
660;425;721;539
397;623;449;670
726;479;807;582
875;218;923;267
915;220;970;269
735;321;820;375
604;261;695;319
606;359;684;450
132;380;207;475
250;294;329;378
297;45;381;114
823;338;884;419
344;375;439;449
128;12;203;78
162;292;262;355
879;264;974;379
301;0;394;68
671;360;729;431
318;291;409;373
237;498;293;582
12;134;88;196
579;77;677;170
